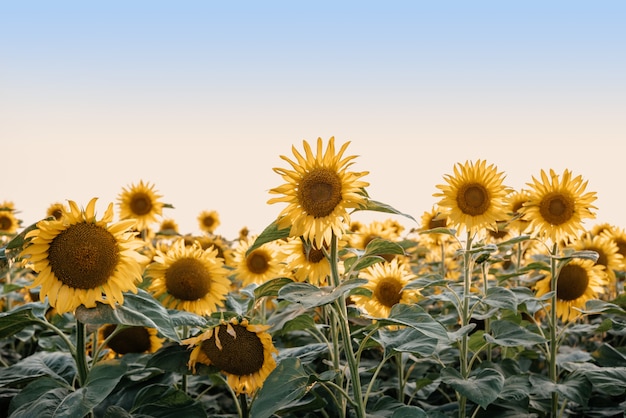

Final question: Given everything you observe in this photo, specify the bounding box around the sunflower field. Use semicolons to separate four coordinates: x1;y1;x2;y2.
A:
2;137;626;418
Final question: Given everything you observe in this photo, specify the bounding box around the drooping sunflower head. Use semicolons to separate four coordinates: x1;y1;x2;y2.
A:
45;202;68;221
268;137;370;246
534;258;607;322
118;180;164;231
351;258;420;318
146;238;231;316
434;160;510;234
183;317;279;395
197;210;221;234
522;169;597;243
231;235;287;287
19;198;149;314
99;324;164;357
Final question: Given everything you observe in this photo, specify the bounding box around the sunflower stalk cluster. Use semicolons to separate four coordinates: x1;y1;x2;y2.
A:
2;139;626;418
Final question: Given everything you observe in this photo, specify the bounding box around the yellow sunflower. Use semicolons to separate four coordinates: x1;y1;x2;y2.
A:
46;202;68;221
570;233;623;296
505;190;531;234
231;236;287;287
534;258;607;322
351;258;420;318
19;198;149;314
604;227;626;271
433;160;510;234
417;206;452;247
281;237;333;286
0;201;20;235
99;324;164;357
146;238;231;315
183;234;232;264
522;169;597;243
118;180;164;231
197;210;221;234
268;137;369;246
184;317;278;395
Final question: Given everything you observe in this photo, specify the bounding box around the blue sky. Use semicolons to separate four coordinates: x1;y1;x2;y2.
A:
2;1;625;238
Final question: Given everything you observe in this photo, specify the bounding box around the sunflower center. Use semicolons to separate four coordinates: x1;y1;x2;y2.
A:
48;223;119;289
298;168;343;218
556;264;590;301
51;209;64;220
0;214;11;231
202;216;216;228
102;325;152;354
587;246;607;267
307;247;325;264
130;192;153;216
457;183;490;216
200;324;265;376
540;192;574;225
374;276;403;308
428;216;447;229
165;257;211;301
246;250;270;274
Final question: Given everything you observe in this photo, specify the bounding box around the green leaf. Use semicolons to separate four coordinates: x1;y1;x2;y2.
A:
374;304;449;342
364;238;406;258
54;360;128;418
498;374;531;401
580;299;626;315
580;366;626;396
352;199;417;223
146;343;192;374
254;277;294;299
247;220;291;255
75;289;179;342
7;377;71;417
5;219;44;251
441;367;504;409
391;406;428;418
279;314;320;335
132;384;208;418
375;327;438;357
250;357;310;418
0;352;76;388
167;310;207;328
278;278;367;309
483;287;518;312
0;302;47;339
484;320;546;347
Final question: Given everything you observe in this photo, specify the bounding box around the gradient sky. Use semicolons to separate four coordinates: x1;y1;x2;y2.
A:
1;1;625;239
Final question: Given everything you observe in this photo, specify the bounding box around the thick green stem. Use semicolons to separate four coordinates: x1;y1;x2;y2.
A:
549;243;560;417
75;320;89;387
459;231;473;418
481;262;492;363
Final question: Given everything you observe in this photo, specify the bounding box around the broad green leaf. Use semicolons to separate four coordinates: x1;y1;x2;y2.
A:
375;327;438;357
441;367;504;409
7;377;71;417
374;304;449;342
75;289;179;342
55;360;128;418
0;352;76;387
278;278;367;309
580;299;626;315
277;343;329;364
528;373;591;405
352;199;417;223
146;343;192;374
5;219;44;251
255;277;294;299
132;384;208;418
391;406;428;418
279;314;319;335
592;343;626;367
0;302;47;339
250;357;310;418
484;320;546;347
495;234;531;247
581;366;626;396
483;287;518;312
498;374;531;401
246;220;290;255
363;238;406;258
167;309;207;328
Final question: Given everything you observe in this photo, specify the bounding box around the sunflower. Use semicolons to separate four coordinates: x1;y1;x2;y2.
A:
184;317;278;395
0;208;20;235
417;206;453;247
604;227;626;271
268;137;369;246
230;236;287;287
118;180;164;231
46;202;68;221
504;190;531;235
281;237;334;286
522;169;597;243
351;258;420;318
570;232;623;297
197;210;221;234
19;198;149;314
146;238;231;315
183;234;232;263
99;324;164;357
534;258;607;322
433;160;510;234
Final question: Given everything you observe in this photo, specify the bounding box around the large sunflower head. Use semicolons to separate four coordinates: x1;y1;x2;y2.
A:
183;317;279;395
522;169;597;243
433;160;510;234
230;235;287;287
19;198;149;314
99;324;164;357
534;258;607;322
351;258;420;318
570;232;623;289
118;180;164;232
268;137;370;246
146;238;231;315
197;210;221;234
0;201;21;235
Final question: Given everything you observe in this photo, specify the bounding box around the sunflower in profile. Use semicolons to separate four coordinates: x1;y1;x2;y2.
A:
98;324;164;357
504;190;531;235
184;317;278;395
534;258;607;322
268;137;369;246
433;160;510;234
45;202;68;221
0;201;20;235
281;237;335;286
351;258;420;318
19;198;148;314
197;210;221;234
146;238;230;315
522;169;597;243
118;180;164;231
231;236;287;287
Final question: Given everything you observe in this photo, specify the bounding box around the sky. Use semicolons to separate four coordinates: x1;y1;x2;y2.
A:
1;1;625;240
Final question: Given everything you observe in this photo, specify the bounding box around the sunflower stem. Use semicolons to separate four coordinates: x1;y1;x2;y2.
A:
549;242;560;417
481;262;492;363
75;319;89;387
238;393;249;418
458;231;473;418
